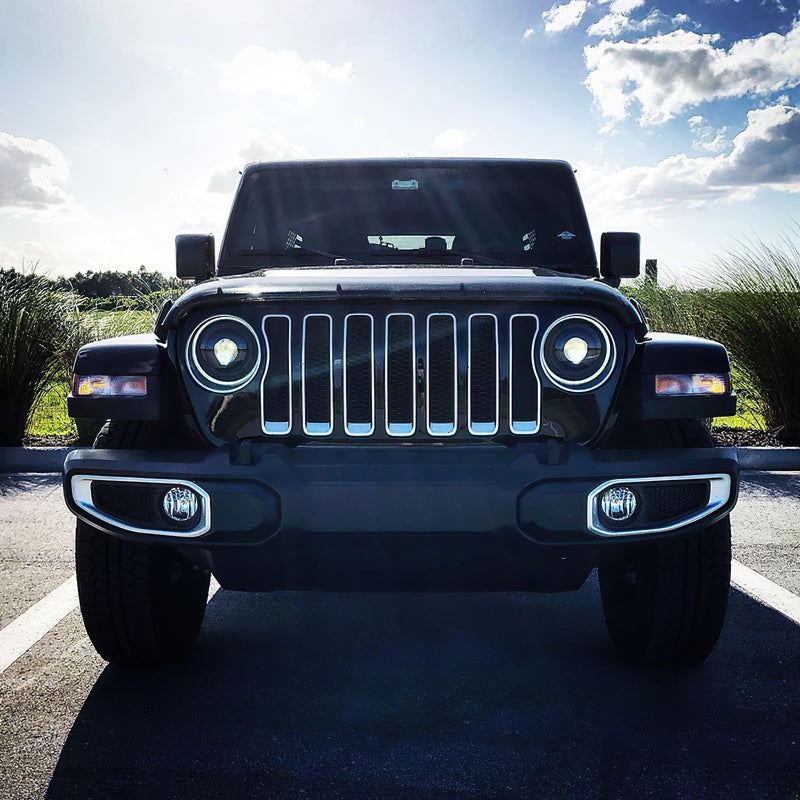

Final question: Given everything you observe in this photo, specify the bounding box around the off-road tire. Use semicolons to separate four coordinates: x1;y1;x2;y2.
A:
598;419;732;668
75;421;210;668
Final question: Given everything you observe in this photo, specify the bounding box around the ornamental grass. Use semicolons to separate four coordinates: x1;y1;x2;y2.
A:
710;232;800;445
0;269;88;446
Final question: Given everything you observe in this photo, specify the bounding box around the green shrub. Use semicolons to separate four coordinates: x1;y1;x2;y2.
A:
710;232;800;444
0;269;88;446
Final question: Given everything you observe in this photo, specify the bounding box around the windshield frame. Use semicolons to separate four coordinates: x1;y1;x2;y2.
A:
218;158;599;278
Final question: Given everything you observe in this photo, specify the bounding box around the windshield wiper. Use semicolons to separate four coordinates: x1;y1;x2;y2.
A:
434;248;511;267
246;247;363;264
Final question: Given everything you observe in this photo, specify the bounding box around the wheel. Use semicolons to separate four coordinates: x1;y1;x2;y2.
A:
598;419;732;668
75;421;211;668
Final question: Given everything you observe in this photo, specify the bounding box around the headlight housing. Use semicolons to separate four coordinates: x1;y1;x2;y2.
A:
187;315;262;391
540;314;616;392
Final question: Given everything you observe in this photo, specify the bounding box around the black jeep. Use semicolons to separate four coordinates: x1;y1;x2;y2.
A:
63;159;738;668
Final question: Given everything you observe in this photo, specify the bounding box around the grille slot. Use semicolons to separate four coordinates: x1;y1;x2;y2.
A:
261;310;542;438
344;314;375;436
509;314;540;434
386;314;416;436
468;314;499;435
427;314;457;436
262;315;292;434
302;314;333;436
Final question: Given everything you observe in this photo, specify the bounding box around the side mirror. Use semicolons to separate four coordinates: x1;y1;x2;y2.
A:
176;234;215;281
600;232;640;280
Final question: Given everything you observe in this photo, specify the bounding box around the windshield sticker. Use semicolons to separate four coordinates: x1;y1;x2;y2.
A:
286;230;303;249
392;179;419;191
522;229;536;251
557;231;576;240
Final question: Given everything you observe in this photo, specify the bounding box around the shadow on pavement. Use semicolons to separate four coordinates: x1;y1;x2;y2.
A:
741;470;800;499
46;576;800;799
0;473;62;497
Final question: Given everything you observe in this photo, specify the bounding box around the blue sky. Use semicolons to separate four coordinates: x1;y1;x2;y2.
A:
1;0;798;283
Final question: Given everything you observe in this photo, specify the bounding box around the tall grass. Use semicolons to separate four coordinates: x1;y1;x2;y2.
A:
0;270;87;446
623;281;712;338
710;231;800;444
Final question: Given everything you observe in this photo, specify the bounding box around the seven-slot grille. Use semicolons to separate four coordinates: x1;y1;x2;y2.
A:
260;312;541;438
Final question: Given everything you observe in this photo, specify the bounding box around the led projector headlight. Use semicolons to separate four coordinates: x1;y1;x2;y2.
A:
188;315;261;391
540;314;615;391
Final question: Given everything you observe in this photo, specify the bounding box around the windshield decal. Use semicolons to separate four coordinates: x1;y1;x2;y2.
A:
557;231;576;240
523;229;536;251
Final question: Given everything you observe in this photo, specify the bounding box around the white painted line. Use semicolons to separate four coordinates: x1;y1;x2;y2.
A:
0;573;223;674
731;559;800;626
0;575;79;674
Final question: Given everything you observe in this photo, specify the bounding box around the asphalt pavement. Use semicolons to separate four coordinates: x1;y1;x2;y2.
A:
0;471;798;799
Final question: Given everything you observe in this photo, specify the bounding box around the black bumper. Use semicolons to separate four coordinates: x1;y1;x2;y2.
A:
63;442;738;591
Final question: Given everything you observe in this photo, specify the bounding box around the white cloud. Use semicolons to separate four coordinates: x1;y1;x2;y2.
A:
584;20;800;124
688;116;729;153
542;1;589;33
0;132;72;210
431;129;476;153
607;0;644;13
707;104;800;189
587;2;659;38
523;28;535;39
580;104;800;224
217;46;354;104
207;131;310;194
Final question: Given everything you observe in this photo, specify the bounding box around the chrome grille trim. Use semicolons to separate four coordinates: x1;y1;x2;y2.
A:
261;315;292;435
302;314;334;436
468;313;499;436
509;314;541;435
258;310;543;438
426;313;457;436
385;313;417;437
344;313;375;437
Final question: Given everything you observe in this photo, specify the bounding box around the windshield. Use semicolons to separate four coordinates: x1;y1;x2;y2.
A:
219;160;597;276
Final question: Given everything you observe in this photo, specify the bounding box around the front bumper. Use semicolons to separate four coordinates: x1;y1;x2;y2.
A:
64;442;738;585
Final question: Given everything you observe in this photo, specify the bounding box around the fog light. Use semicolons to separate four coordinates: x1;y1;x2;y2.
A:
162;487;199;522
600;486;638;522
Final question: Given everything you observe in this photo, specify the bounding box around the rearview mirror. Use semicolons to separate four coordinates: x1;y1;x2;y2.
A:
176;234;215;281
600;232;640;280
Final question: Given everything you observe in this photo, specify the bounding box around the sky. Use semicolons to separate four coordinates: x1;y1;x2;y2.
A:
1;0;798;285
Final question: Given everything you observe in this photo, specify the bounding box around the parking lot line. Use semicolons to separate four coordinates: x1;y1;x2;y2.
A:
731;559;800;626
0;575;220;674
0;565;795;675
0;575;79;674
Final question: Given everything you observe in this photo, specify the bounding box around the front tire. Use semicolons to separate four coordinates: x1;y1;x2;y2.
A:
75;421;210;668
598;420;732;668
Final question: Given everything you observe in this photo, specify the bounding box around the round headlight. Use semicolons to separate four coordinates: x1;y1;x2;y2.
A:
188;315;261;390
540;315;615;391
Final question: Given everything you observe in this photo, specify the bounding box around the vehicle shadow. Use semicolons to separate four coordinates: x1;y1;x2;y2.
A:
740;470;800;499
0;473;62;497
46;577;800;799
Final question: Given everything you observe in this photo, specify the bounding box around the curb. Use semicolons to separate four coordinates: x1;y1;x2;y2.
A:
0;447;85;474
1;445;799;474
735;447;800;472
